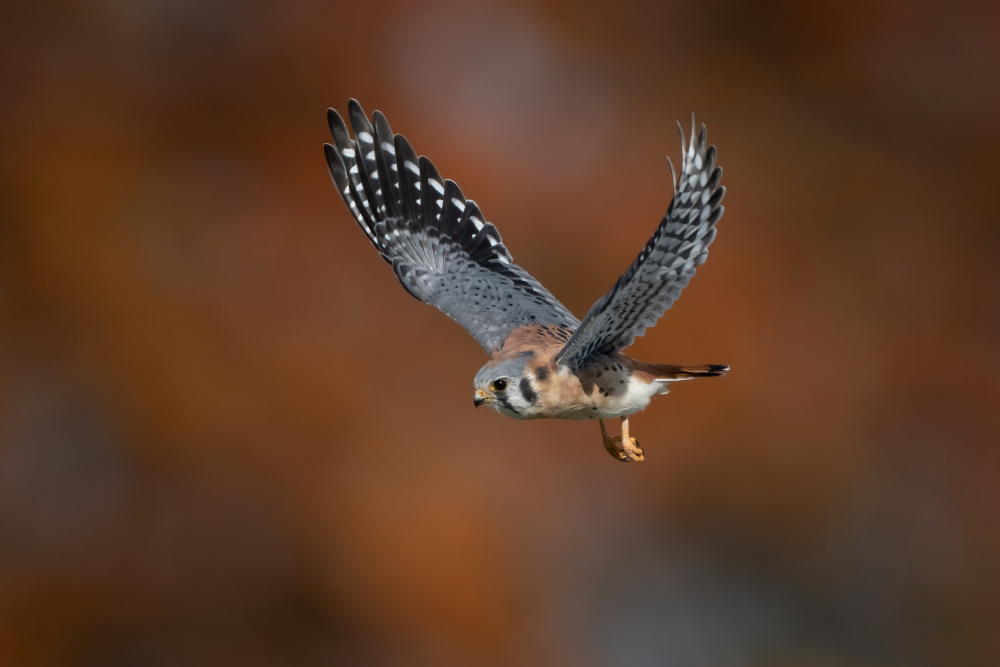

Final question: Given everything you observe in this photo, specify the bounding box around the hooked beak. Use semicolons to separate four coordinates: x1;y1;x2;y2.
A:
474;389;490;408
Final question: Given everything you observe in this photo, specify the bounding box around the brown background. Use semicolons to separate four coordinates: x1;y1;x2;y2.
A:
2;1;999;665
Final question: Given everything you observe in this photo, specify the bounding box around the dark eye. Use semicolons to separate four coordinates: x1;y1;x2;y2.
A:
490;379;508;392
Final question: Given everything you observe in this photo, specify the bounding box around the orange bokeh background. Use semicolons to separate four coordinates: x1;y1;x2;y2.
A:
2;1;998;665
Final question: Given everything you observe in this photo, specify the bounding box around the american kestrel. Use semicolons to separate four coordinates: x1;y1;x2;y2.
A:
324;100;727;462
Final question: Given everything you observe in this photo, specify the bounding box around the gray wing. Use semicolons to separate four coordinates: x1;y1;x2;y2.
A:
555;118;725;369
324;100;579;354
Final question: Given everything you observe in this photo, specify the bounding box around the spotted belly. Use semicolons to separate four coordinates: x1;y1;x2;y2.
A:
538;359;670;420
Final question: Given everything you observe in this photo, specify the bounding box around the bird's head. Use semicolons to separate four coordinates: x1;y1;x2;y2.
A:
473;356;538;419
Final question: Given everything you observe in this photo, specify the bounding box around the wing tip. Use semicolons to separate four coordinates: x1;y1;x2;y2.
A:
326;106;341;127
323;143;347;183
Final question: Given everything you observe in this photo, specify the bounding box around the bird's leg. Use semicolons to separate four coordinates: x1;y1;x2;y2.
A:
599;417;645;462
599;420;621;460
619;416;644;461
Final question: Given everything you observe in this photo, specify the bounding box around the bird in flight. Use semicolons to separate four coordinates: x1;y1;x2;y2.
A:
324;100;727;462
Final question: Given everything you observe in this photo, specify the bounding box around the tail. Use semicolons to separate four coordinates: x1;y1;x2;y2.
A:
641;363;729;381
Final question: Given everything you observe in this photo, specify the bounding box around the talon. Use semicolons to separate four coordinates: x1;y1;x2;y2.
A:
599;419;644;462
624;437;644;462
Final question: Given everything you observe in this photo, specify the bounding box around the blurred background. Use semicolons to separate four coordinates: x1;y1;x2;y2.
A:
2;1;999;665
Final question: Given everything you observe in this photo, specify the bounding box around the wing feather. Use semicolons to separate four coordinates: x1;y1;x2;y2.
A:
324;100;578;353
346;101;387;221
556;117;725;369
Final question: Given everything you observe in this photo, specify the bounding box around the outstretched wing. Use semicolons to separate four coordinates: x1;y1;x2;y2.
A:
324;100;579;354
555;118;725;369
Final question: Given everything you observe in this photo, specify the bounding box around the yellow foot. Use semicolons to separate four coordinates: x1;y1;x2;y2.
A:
599;419;645;462
603;434;645;462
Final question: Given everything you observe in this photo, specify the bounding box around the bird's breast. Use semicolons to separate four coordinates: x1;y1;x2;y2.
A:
533;358;667;420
